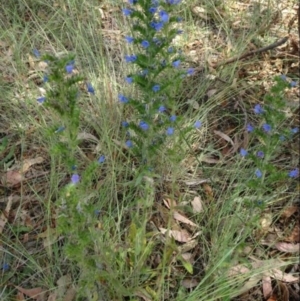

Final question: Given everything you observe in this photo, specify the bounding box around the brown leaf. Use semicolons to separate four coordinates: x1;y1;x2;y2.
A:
16;287;46;301
191;196;203;213
265;269;299;283
173;211;198;228
281;206;298;219
16;292;25;301
262;275;272;299
4;170;23;186
21;157;44;173
159;228;192;243
275;242;299;253
181;278;199;288
63;287;76;301
214;130;234;146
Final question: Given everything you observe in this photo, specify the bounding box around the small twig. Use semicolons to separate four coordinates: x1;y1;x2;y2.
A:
194;36;289;74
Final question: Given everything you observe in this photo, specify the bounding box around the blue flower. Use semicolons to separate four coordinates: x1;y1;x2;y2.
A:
37;96;46;103
279;135;286;141
159;10;169;23
122;8;133;16
194;120;202;128
166;127;174;135
288;168;299;178
125;36;134;43
152;84;160;92
141;69;149;76
151;0;159;6
280;74;287;81
87;83;95;94
149;7;157;13
158;105;166;112
71;174;80;184
255;169;262;178
98;155;106;163
118;94;129;103
139;121;149;131
256;151;264;158
141;40;150;48
125;76;133;84
167;47;174;53
187;68;195;75
170;115;177;122
177;17;183;22
253;104;264;114
172;60;181;68
240;148;248;157
55;126;65;133
125;54;137;63
122;121;129;127
2;263;9;271
262;123;271;133
246;124;254;132
33;48;40;58
150;21;164;31
43;75;48;82
65;63;74;74
291;127;299;134
177;29;183;34
153;37;162;46
290;81;297;87
128;0;138;4
125;140;133;148
166;0;182;4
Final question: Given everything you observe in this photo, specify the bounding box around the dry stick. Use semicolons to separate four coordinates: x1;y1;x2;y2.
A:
194;36;289;74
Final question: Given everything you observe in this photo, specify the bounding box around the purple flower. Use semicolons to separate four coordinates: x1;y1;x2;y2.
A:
125;36;134;43
288;168;299;178
280;74;287;81
170;115;177;122
37;96;46;103
33;48;41;58
98;155;106;163
118;94;129;103
246;124;254;132
159;10;169;23
43;75;48;82
166;127;174;135
152;84;160;92
71;174;80;184
291;127;299;134
172;60;181;68
262;123;272;133
187;68;195;75
158;105;166;113
290;81;297;87
253;104;264;114
256;151;264;158
125;76;133;84
150;21;164;31
122;8;133;16
194;120;202;129
87;83;95;94
141;40;150;48
125;140;133;148
139;121;149;131
125;54;137;63
255;169;262;178
240;148;248;157
65;63;74;74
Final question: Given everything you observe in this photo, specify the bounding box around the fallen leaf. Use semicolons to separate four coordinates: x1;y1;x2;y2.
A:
191;196;203;213
274;242;299;253
262;275;272;299
21;157;44;173
3;170;23;186
16;287;46;301
163;198;177;209
63;287;76;301
181;278;199;288
281;206;298;219
16;292;25;301
266;269;299;283
173;211;198;228
159;228;192;243
47;293;57;301
0;196;13;234
214;130;234;146
56;274;72;299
